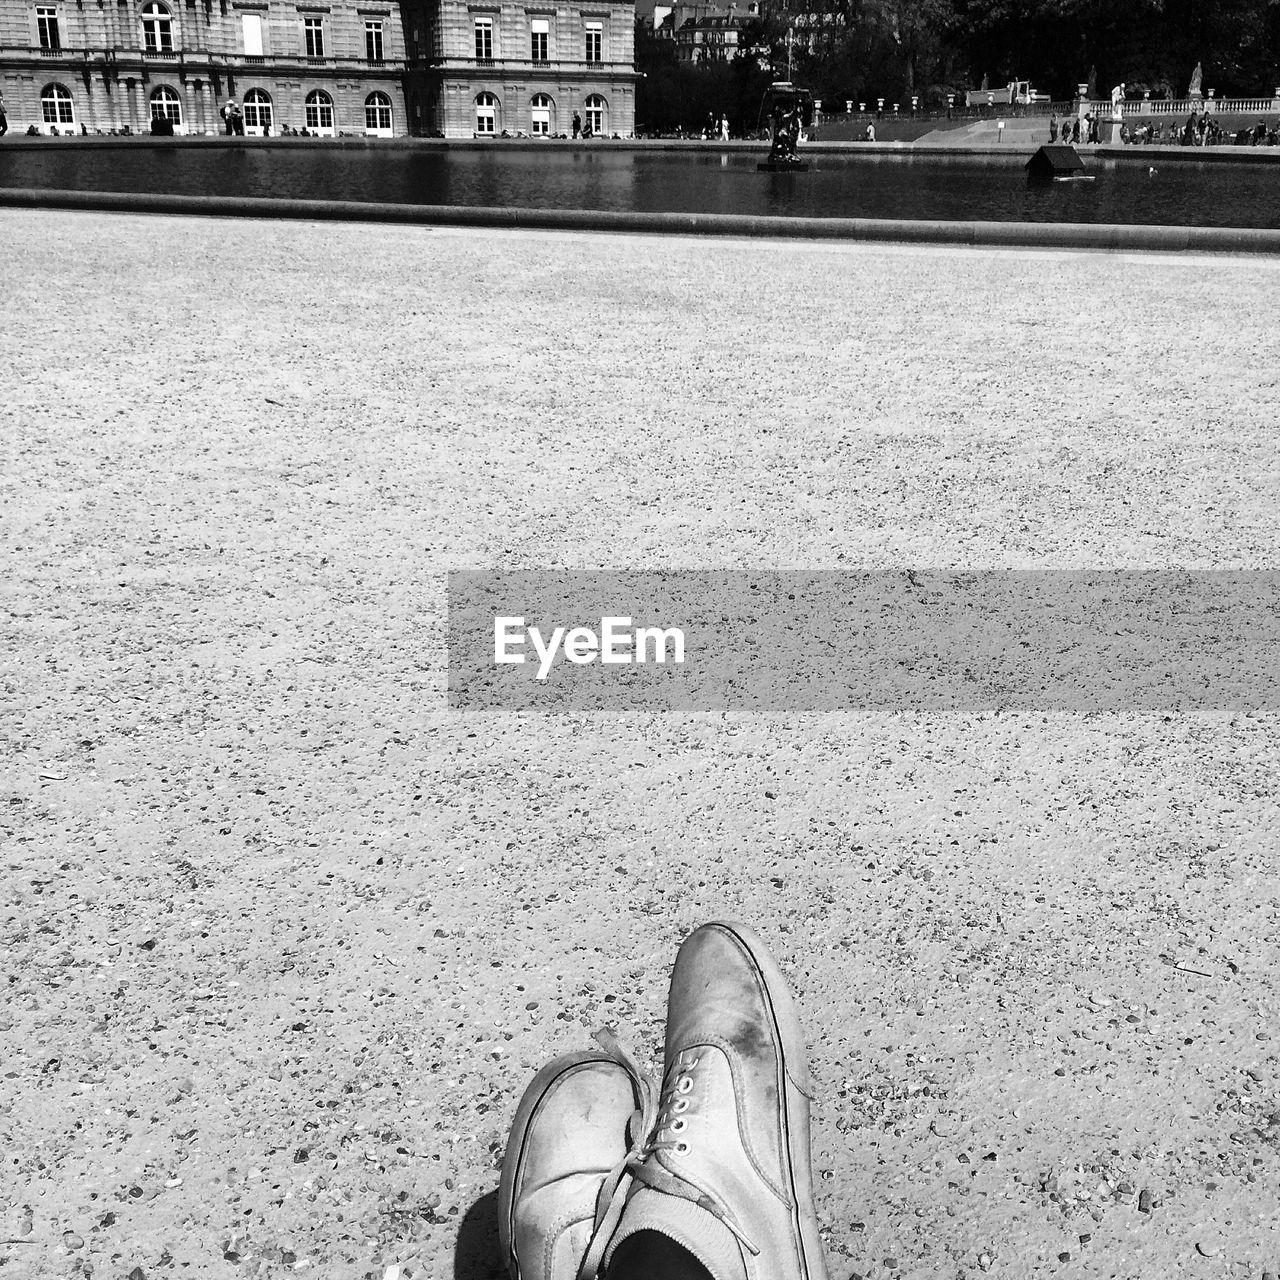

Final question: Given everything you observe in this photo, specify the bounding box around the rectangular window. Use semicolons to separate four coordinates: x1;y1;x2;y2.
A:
365;19;383;59
304;16;324;57
584;20;601;62
473;17;492;59
530;17;547;61
242;13;263;55
37;6;61;49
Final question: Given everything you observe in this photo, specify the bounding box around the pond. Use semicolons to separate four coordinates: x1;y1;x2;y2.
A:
2;143;1278;228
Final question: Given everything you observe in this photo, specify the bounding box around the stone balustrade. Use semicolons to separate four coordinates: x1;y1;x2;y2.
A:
1084;96;1280;117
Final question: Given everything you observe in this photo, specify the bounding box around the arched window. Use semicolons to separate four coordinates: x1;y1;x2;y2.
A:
305;88;334;134
475;91;497;135
150;84;182;123
41;83;75;125
365;90;392;135
530;92;553;136
140;1;174;52
584;93;606;136
243;88;273;135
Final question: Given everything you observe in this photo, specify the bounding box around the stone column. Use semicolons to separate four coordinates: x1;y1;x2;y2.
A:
125;77;141;133
84;75;104;133
201;79;216;134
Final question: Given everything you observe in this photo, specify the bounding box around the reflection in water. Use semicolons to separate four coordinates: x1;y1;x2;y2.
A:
1;145;1277;228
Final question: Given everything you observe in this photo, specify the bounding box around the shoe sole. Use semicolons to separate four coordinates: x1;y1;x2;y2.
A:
699;920;825;1280
497;1050;619;1280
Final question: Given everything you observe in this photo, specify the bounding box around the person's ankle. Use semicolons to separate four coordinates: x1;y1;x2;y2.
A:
606;1229;714;1280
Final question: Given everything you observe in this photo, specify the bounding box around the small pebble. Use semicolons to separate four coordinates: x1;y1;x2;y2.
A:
1137;1188;1155;1214
63;1231;84;1249
1195;1242;1219;1257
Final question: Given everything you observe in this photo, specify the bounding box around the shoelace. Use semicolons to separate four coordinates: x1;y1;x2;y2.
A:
577;1027;659;1280
577;1042;759;1280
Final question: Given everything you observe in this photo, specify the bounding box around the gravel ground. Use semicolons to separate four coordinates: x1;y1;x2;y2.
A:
3;210;1279;1280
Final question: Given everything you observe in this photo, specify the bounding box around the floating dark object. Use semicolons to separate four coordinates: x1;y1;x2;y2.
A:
758;159;810;172
1025;144;1089;181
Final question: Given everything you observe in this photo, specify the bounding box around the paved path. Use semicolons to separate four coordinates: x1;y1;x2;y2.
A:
3;210;1279;1280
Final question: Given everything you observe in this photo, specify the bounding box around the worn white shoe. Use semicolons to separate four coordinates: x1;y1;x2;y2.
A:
499;1032;655;1280
598;922;830;1280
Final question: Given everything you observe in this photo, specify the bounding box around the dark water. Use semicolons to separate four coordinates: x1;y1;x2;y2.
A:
2;144;1278;227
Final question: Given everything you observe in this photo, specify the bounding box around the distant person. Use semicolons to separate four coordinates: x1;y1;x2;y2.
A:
1048;113;1058;142
572;111;581;139
1071;117;1080;143
221;99;237;135
720;114;729;141
233;102;245;136
0;96;7;137
864;121;875;142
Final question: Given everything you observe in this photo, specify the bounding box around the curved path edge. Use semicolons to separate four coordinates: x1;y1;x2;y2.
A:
4;186;1279;253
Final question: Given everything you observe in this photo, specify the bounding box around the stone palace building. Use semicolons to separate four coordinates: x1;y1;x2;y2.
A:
0;0;635;136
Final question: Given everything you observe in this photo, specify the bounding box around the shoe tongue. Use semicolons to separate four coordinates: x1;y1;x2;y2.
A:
603;1186;746;1280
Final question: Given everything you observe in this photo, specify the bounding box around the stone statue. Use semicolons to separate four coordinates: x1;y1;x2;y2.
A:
1188;62;1203;97
768;102;802;163
1111;82;1125;118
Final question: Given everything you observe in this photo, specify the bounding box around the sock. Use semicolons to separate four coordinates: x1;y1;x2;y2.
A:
606;1230;716;1280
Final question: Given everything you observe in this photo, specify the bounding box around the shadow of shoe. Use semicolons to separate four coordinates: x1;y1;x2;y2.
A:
453;1188;503;1280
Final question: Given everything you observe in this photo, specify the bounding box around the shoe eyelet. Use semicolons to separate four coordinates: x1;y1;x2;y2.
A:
675;1141;689;1154
676;1076;694;1095
672;1098;689;1114
670;1117;686;1133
